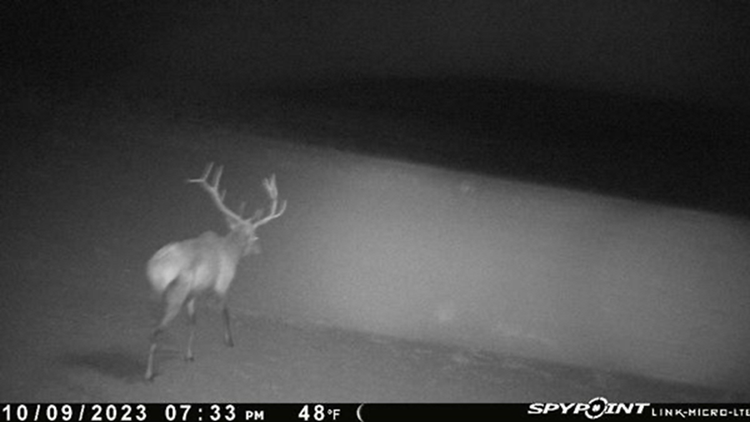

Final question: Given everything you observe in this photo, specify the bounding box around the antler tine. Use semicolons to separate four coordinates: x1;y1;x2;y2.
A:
212;165;223;187
186;163;243;223
251;174;287;228
186;162;214;184
263;174;278;197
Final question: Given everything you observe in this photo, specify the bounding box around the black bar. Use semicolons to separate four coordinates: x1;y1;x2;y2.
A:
2;403;749;422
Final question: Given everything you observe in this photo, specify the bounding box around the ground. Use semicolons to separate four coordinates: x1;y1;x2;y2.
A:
1;88;745;404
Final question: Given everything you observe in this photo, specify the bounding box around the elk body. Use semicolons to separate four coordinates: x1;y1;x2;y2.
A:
145;163;286;380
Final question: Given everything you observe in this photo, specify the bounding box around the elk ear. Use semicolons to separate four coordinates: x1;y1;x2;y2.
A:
226;217;241;231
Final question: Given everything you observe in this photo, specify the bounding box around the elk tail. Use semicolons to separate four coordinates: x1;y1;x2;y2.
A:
146;243;184;299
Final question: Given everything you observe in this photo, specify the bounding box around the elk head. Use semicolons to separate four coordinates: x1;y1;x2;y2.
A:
187;163;287;256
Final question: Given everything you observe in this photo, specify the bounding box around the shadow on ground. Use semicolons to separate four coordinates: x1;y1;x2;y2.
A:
59;349;151;384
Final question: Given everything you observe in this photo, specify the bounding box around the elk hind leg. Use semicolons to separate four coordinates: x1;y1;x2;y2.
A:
145;281;191;381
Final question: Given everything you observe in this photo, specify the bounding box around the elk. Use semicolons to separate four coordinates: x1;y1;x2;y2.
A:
145;163;287;380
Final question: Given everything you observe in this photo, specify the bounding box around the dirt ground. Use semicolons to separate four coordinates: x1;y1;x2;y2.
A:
1;91;745;405
0;265;737;403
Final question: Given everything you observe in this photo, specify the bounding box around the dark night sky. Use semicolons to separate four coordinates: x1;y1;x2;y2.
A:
5;1;750;217
6;0;749;108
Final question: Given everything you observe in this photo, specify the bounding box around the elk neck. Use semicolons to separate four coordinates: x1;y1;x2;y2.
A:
224;226;257;258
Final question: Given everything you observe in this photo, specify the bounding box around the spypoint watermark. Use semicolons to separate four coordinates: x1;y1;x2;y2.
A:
528;396;650;419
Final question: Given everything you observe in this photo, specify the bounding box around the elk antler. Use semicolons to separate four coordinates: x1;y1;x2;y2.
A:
186;163;244;224
250;174;287;228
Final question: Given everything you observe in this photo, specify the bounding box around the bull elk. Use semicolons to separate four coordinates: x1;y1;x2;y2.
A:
145;163;287;380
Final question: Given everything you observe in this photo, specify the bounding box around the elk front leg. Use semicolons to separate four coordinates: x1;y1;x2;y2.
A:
220;297;234;347
185;297;197;361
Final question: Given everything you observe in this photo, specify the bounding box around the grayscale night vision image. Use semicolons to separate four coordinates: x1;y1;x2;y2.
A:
2;0;749;408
